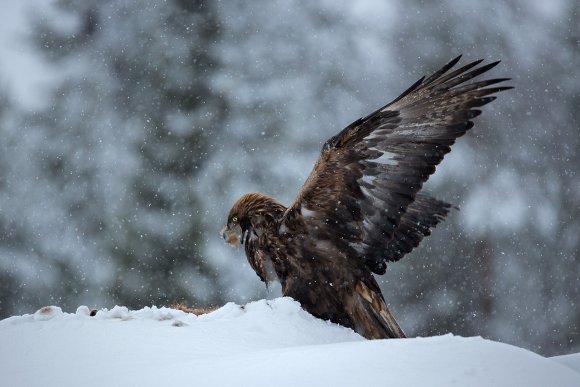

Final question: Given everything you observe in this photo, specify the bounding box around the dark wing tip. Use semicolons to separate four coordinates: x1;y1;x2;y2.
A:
490;77;512;83
448;55;463;67
479;60;501;72
482;86;515;94
469;109;483;119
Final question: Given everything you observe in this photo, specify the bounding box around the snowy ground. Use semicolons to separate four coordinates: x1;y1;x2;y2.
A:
1;297;579;387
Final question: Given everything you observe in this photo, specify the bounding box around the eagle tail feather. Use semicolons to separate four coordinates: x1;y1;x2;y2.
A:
352;281;406;339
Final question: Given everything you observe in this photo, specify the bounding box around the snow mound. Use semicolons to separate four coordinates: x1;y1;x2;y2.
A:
1;297;579;387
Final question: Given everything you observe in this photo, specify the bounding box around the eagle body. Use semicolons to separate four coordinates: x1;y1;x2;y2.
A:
223;57;510;339
226;192;405;338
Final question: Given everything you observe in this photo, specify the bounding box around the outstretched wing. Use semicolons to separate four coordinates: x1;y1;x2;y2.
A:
283;56;511;274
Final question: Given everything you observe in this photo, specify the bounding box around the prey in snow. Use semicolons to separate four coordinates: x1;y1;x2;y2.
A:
222;56;511;339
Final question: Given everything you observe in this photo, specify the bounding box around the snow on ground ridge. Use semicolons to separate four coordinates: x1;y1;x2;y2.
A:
1;297;580;387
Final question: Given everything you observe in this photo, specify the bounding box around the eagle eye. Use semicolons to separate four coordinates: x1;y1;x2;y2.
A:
232;216;238;223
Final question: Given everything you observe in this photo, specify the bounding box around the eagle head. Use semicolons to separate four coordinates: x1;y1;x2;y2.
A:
221;193;286;246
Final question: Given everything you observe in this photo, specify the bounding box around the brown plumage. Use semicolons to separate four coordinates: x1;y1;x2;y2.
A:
222;56;511;339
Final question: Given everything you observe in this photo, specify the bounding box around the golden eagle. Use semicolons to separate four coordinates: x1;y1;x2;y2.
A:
222;56;510;339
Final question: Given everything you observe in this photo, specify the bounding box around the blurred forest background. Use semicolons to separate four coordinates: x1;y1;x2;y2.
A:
0;0;578;356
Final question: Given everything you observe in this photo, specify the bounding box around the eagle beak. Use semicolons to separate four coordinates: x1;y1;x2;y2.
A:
221;224;242;246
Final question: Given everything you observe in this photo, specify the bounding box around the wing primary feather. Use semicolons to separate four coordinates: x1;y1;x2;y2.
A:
421;55;464;86
426;59;484;88
449;78;511;93
440;60;502;89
